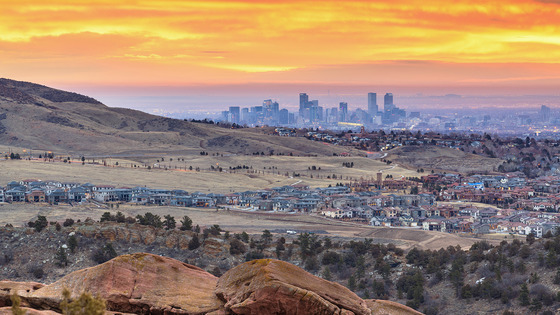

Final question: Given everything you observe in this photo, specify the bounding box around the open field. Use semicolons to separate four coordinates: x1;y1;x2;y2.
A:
0;202;502;251
387;146;503;174
0;155;418;193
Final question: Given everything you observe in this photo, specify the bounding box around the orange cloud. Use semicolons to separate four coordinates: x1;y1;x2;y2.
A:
0;0;559;89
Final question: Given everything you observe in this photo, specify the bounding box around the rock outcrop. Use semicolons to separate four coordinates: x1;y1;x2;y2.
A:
365;299;423;315
0;281;44;307
2;254;422;315
215;259;371;315
0;307;60;314
28;253;222;314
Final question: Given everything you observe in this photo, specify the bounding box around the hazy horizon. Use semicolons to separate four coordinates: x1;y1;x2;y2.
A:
61;82;559;117
2;1;560;115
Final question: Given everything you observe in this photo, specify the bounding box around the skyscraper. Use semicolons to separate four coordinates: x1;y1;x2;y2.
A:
339;102;348;122
541;105;551;122
299;93;309;117
384;93;394;112
368;93;378;117
228;106;240;124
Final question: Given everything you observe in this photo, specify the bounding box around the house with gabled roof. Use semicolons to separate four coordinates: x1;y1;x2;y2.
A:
5;186;26;202
26;188;46;203
68;187;87;202
170;195;193;207
47;189;68;204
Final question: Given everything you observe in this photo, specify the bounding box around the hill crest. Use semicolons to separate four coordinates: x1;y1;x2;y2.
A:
0;78;354;157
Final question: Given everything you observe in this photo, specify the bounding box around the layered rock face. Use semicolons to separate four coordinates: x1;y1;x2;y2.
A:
29;253;222;314
1;254;422;315
216;259;371;315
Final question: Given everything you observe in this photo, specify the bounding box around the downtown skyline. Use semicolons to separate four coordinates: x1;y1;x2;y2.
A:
1;1;559;111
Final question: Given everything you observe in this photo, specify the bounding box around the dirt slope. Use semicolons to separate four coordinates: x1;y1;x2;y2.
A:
386;146;502;173
0;78;354;157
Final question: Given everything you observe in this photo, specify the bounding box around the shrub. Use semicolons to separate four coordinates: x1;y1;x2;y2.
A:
188;234;200;250
11;291;25;315
28;264;44;279
92;243;117;264
60;288;106;315
33;215;48;232
63;218;75;227
305;256;319;271
229;238;247;255
322;251;341;265
245;251;265;261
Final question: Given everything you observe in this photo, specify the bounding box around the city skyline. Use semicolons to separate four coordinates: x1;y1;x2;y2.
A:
1;1;560;111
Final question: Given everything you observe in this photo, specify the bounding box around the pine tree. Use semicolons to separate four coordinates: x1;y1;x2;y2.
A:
519;283;530;306
180;215;193;231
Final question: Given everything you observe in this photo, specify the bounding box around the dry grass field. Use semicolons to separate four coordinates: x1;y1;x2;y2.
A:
387;145;503;174
0;202;500;251
0;153;419;193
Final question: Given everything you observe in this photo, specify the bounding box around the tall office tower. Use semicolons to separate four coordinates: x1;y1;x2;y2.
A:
271;101;279;115
368;93;378;116
308;100;319;122
299;93;309;116
339;102;348;122
241;107;249;123
228;106;240;124
330;107;338;123
384;93;394;112
279;109;290;124
541;105;551;122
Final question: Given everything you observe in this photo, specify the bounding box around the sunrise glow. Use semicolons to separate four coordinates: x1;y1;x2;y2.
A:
1;0;559;91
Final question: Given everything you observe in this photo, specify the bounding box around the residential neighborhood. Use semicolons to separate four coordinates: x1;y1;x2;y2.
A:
4;170;560;238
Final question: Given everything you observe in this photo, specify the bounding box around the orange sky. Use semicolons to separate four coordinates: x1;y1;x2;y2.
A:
1;0;560;102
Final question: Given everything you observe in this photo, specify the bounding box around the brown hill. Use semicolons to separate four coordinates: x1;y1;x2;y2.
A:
386;145;502;174
0;78;352;156
1;253;421;315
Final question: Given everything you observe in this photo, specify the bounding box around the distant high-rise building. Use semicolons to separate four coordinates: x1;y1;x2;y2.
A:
299;93;309;116
229;106;240;124
368;93;378;117
384;93;394;112
339;102;348;122
279;108;290;124
262;99;280;123
541;105;551;122
309;100;320;122
241;107;249;123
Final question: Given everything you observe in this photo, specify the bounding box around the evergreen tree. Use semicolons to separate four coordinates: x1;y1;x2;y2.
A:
68;235;78;253
189;234;200;250
180;215;193;231
519;283;530;306
164;215;176;230
55;247;68;267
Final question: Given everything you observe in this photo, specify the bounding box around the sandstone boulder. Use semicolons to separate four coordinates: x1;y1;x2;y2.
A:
0;281;44;307
0;307;60;314
29;253;222;314
365;299;423;315
215;259;371;315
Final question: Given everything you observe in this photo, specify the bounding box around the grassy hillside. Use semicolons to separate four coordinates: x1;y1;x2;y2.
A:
0;78;355;157
386;146;503;174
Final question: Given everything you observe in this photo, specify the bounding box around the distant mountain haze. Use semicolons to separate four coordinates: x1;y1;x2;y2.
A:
0;78;352;156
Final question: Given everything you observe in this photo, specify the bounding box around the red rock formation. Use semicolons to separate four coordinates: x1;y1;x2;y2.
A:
0;307;60;314
2;254;421;315
365;299;424;315
215;259;371;315
28;253;222;314
0;281;44;307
